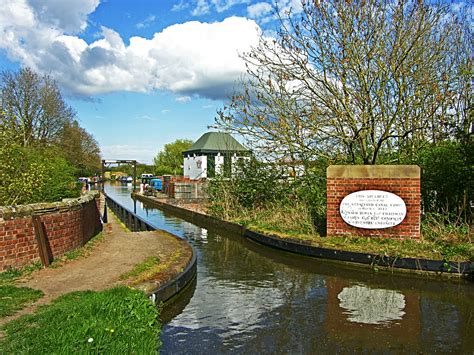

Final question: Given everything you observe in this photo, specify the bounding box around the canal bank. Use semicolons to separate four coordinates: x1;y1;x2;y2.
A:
103;182;474;353
133;193;473;278
0;203;196;328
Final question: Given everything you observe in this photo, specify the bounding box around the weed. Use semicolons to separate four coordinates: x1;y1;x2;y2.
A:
119;256;161;281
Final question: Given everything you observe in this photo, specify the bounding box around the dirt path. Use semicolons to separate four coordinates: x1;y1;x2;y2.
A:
0;208;192;327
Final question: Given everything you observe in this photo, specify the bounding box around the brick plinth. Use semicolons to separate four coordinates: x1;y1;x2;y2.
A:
327;165;421;239
0;192;102;271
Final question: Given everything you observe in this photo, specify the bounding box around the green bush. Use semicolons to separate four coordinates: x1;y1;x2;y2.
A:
416;141;473;224
0;132;80;205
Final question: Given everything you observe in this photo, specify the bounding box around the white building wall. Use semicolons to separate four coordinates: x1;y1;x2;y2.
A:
184;155;207;180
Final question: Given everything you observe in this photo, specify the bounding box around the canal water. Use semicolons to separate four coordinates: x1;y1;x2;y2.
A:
105;183;473;354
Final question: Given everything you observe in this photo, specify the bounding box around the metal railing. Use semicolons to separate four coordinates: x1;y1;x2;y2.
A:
104;194;155;232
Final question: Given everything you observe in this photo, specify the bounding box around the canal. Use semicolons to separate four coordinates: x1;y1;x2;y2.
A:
105;183;473;354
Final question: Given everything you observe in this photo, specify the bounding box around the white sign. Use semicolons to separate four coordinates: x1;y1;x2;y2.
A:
339;190;406;229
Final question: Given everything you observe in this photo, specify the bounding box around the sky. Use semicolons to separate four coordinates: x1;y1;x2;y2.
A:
0;0;302;164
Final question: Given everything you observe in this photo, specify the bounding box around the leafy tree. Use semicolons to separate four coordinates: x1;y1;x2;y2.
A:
0;67;75;147
58;121;101;176
153;139;193;175
216;0;470;165
0;131;79;205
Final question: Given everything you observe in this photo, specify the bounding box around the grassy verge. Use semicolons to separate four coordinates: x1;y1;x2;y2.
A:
212;204;473;262
0;287;160;353
119;248;183;286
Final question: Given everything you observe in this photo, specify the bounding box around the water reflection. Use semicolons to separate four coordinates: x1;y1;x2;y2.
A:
337;285;406;325
104;183;474;354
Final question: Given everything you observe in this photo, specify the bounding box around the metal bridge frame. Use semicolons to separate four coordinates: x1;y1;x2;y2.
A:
101;159;137;193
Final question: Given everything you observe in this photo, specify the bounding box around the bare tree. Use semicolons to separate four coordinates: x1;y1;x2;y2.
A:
0;67;75;147
216;0;470;165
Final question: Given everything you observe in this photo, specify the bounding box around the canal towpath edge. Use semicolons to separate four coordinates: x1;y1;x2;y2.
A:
0;200;193;328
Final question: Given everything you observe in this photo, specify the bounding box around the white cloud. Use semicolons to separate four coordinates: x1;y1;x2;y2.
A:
136;15;156;29
191;0;251;16
172;1;190;12
247;2;273;18
191;0;211;16
161;109;171;114
0;1;262;100
28;0;100;33
176;96;191;103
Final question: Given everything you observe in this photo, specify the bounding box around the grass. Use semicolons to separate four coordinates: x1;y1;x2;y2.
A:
0;285;44;318
210;203;473;262
0;262;43;286
119;248;183;287
0;287;161;354
0;263;45;319
119;256;161;281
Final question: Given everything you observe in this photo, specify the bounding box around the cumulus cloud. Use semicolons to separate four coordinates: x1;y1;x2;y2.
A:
0;0;262;101
136;15;156;29
247;2;273;18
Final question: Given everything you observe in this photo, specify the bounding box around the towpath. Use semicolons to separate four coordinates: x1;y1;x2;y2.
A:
0;205;192;327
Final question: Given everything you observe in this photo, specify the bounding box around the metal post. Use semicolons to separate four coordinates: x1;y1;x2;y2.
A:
133;160;137;193
101;159;105;194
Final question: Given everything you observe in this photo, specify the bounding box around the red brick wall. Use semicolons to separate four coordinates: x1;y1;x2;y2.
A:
0;193;102;271
327;166;421;239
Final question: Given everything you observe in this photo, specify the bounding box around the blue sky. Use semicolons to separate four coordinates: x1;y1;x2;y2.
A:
0;0;296;163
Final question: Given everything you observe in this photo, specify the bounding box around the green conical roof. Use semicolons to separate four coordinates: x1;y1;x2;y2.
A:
183;132;248;154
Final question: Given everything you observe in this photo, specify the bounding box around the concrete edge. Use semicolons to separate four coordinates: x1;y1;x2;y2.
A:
147;247;197;306
103;193;198;306
327;165;420;178
134;194;473;279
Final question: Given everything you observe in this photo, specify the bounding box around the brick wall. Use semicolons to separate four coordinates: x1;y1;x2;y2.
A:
0;192;102;271
327;165;421;239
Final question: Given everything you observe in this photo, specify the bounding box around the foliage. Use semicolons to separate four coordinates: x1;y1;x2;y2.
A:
154;139;193;175
58;121;101;177
216;0;470;165
0;132;80;205
422;213;472;261
0;67;75;147
416;141;473;223
0;285;44;318
0;68;102;206
0;287;161;353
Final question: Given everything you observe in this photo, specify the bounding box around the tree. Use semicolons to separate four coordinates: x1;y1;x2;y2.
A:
0;130;79;205
58;121;101;176
0;67;75;147
216;0;470;165
153;139;193;175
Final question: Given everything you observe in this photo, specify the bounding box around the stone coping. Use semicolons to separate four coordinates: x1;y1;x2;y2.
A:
0;191;100;219
104;193;198;305
327;165;420;178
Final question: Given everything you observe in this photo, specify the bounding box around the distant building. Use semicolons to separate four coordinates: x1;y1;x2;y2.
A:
183;132;250;180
